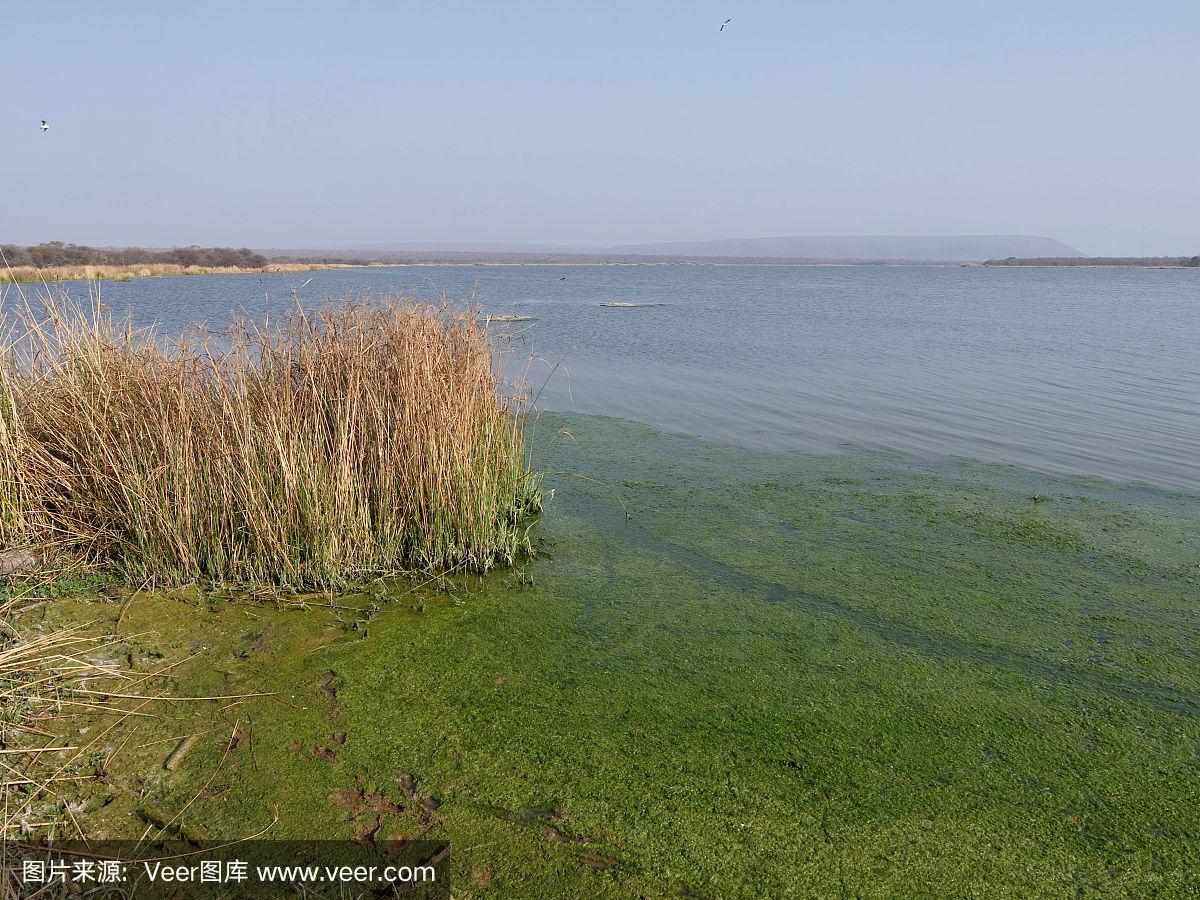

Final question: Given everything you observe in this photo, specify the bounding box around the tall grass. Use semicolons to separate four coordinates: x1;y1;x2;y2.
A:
0;293;540;586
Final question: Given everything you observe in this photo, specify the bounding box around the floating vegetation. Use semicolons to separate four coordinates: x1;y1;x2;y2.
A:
33;413;1200;895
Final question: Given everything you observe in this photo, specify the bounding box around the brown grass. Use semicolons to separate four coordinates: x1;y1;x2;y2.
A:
0;293;540;586
0;263;362;284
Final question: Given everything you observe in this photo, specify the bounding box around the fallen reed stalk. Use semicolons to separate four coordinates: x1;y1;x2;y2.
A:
0;293;540;586
0;579;126;841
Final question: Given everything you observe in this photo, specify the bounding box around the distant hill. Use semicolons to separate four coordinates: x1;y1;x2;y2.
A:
608;235;1085;262
346;241;607;255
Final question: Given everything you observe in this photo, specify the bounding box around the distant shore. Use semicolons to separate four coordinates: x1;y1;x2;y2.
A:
1;260;966;284
272;250;975;268
0;261;380;284
4;257;1196;285
981;256;1199;269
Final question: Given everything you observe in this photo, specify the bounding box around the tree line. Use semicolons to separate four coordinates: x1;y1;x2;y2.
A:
985;256;1200;267
0;241;268;269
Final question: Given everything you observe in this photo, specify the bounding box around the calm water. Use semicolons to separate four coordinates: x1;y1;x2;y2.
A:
10;265;1199;492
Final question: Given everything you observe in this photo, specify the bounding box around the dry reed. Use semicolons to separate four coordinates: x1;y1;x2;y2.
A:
0;293;540;586
0;263;357;284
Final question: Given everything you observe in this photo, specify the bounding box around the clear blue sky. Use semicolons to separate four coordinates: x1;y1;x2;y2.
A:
6;1;1199;255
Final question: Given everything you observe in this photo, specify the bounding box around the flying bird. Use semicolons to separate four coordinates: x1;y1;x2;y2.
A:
720;18;731;31
40;120;49;133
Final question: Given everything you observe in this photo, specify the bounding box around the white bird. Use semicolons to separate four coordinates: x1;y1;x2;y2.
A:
40;120;49;133
720;18;731;31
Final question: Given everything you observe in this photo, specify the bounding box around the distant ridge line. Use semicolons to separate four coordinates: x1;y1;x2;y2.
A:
265;249;1013;267
328;234;1084;263
608;235;1086;262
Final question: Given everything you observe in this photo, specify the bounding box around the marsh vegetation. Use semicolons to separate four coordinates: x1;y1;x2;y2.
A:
0;295;540;586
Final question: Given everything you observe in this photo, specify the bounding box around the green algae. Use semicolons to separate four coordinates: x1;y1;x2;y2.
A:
28;413;1200;897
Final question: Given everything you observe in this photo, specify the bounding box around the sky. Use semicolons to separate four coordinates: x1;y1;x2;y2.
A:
5;1;1199;256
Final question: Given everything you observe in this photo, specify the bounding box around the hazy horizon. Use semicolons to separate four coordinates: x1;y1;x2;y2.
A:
326;234;1088;261
7;2;1199;256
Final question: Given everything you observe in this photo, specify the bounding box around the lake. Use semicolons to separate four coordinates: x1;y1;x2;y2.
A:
22;264;1200;894
10;264;1198;491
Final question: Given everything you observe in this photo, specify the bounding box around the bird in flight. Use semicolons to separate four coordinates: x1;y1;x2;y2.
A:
720;18;731;31
40;120;49;133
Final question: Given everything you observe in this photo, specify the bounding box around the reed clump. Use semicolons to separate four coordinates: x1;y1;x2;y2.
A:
0;294;540;586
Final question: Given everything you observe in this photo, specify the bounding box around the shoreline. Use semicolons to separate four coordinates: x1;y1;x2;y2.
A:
0;261;383;285
2;261;986;284
980;263;1200;270
7;259;1190;283
7;261;1198;284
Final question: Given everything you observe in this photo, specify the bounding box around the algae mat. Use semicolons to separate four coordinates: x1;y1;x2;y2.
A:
32;414;1200;897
